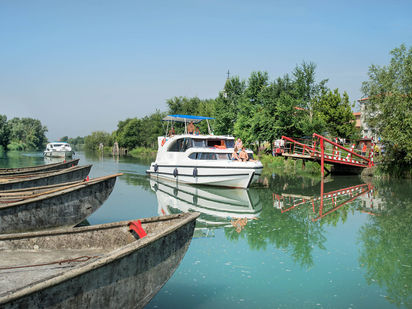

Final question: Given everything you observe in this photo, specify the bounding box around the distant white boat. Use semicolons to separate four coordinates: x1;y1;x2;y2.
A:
146;115;263;188
43;142;74;158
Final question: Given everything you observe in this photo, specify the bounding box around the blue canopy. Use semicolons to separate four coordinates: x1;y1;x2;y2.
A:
163;114;215;123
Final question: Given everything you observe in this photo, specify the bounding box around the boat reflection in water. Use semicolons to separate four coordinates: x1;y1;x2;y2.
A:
150;179;262;236
273;178;384;220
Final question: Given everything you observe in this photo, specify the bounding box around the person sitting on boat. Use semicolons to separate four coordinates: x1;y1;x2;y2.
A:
232;147;241;161
168;126;175;137
187;121;195;134
195;126;200;135
239;147;257;162
235;138;243;150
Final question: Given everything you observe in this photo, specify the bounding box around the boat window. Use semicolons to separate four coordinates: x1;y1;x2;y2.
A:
168;138;193;152
226;140;235;148
188;152;198;160
207;140;222;147
199;153;217;160
193;139;206;148
217;153;230;160
248;153;254;160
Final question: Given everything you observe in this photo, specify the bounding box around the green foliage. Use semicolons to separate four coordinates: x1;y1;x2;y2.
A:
0;115;10;151
361;44;412;173
312;89;357;138
7;117;47;151
214;77;246;135
84;131;112;151
114;110;166;150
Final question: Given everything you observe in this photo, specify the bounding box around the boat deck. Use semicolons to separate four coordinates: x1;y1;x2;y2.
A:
0;249;104;296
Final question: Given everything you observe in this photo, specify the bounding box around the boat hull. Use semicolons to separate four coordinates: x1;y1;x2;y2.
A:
147;164;262;188
0;213;198;309
0;165;92;191
0;175;119;234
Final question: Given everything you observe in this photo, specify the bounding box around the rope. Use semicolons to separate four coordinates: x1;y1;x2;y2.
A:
0;255;99;271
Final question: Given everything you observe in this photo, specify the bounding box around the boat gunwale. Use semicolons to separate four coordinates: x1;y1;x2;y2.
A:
0;173;123;210
0;212;200;305
0;165;93;185
0;159;80;174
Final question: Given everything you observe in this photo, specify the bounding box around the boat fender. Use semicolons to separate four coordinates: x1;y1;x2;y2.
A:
193;195;198;205
154;164;158;172
193;167;198;177
161;137;166;146
153;183;158;192
85;176;90;182
128;220;147;239
173;168;178;177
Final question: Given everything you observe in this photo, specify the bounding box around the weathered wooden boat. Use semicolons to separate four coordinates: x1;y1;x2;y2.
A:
0;212;199;308
0;165;92;190
0;174;122;234
0;159;80;176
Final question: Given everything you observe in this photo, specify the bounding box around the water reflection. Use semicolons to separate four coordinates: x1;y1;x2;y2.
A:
357;179;412;307
150;179;262;237
273;179;381;222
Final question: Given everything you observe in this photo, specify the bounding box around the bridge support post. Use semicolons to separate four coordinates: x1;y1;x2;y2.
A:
320;138;325;178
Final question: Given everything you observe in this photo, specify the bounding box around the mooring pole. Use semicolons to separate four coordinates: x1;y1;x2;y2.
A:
320;138;325;178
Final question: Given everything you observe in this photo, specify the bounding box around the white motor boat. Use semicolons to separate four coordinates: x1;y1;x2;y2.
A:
43;142;74;158
146;115;263;188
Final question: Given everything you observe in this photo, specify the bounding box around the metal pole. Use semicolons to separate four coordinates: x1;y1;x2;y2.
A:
320;138;324;178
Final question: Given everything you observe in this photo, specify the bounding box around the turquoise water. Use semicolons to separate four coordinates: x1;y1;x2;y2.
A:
1;151;411;308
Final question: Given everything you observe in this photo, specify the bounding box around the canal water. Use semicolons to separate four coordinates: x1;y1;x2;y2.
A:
1;151;411;308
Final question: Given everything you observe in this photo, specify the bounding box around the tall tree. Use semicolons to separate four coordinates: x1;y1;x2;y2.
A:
0;115;10;151
312;89;356;138
214;76;246;135
361;44;412;171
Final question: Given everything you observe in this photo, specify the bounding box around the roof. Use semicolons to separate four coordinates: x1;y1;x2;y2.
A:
163;114;215;123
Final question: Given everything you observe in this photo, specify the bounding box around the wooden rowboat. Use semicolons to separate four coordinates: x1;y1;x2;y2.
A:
0;174;122;234
0;159;80;176
0;165;92;191
0;212;199;308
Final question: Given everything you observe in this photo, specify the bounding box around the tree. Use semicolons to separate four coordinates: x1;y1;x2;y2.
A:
214;76;246;135
84;131;112;151
0;115;10;151
361;44;412;171
312;89;357;138
8;117;47;151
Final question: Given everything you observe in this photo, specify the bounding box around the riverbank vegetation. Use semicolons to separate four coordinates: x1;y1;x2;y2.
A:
0;116;47;151
361;44;412;177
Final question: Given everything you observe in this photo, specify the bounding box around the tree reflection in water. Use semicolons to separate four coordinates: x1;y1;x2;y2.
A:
358;179;412;307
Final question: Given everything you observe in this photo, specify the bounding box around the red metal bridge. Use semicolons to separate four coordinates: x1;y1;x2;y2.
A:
280;133;375;177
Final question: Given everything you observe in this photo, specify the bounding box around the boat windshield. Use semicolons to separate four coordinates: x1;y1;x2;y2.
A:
188;152;231;160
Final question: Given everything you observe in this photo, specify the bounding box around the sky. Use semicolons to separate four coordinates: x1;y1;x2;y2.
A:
1;0;411;141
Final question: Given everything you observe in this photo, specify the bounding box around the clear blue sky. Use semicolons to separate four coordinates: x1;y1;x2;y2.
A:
1;0;411;141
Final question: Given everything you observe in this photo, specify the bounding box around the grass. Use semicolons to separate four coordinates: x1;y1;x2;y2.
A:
129;147;157;158
259;154;326;176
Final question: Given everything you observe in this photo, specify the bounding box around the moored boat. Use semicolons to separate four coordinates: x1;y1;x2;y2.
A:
0;159;79;176
0;165;92;190
146;115;263;188
0;174;122;234
43;142;74;158
0;212;199;308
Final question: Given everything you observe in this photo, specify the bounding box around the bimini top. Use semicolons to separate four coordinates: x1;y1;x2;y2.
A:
163;114;215;123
